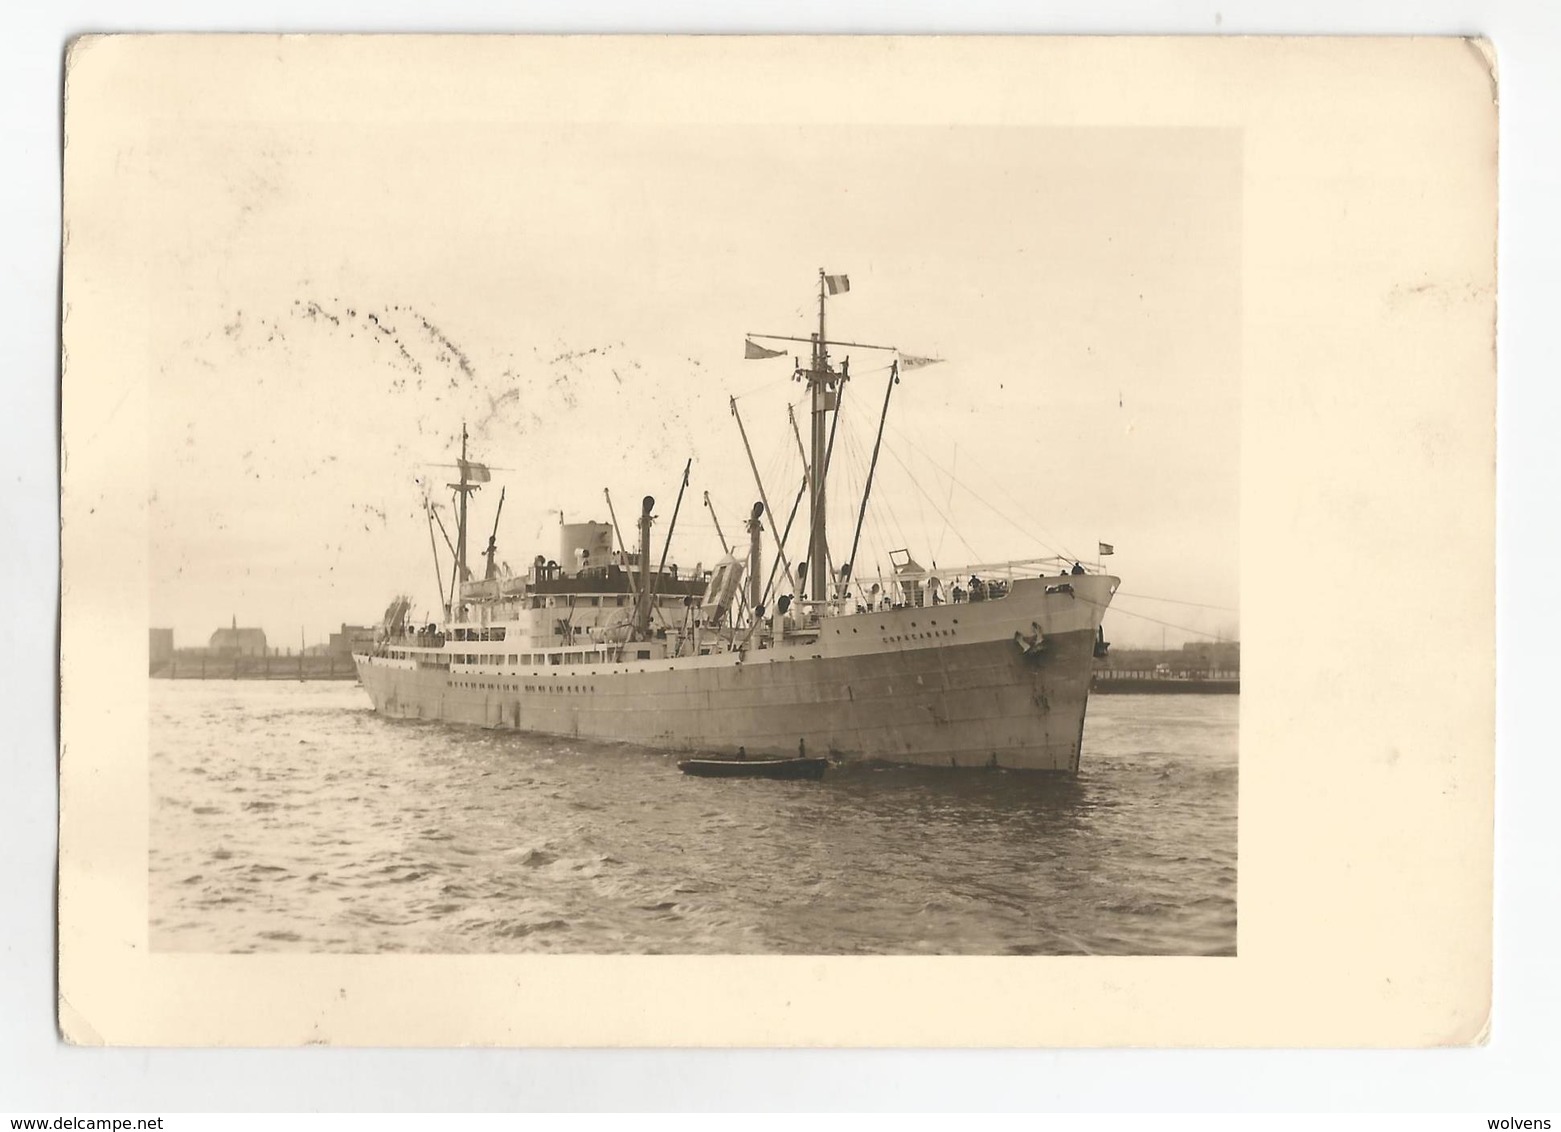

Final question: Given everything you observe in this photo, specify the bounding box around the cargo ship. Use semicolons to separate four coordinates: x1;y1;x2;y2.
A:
355;272;1118;771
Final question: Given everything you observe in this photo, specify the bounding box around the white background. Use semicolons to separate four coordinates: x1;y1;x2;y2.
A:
5;0;1556;1114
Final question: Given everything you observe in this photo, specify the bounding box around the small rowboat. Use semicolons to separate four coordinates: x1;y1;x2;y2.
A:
677;755;830;781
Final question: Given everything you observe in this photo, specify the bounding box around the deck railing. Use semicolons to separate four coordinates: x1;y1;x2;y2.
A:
794;557;1113;620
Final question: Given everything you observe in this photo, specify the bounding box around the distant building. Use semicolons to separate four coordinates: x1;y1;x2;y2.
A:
1180;640;1240;670
149;628;173;667
209;616;268;657
1095;640;1241;675
329;623;377;657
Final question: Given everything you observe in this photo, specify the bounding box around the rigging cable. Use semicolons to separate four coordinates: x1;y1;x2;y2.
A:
934;442;956;563
725;372;795;402
878;436;982;562
1074;593;1230;642
886;417;1077;563
1114;591;1239;613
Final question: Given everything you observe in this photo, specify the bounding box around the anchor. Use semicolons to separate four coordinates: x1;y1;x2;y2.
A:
1013;621;1047;663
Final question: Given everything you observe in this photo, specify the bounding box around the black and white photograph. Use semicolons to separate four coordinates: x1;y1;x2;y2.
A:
132;76;1239;958
56;34;1494;1050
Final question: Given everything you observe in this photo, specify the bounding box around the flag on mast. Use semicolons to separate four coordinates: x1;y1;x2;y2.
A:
1098;542;1115;556
744;338;787;360
459;459;492;484
824;273;850;295
898;353;945;370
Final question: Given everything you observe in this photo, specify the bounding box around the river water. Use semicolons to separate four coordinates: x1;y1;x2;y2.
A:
149;680;1237;955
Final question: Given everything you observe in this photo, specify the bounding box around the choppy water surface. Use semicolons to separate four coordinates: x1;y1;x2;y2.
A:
150;681;1236;955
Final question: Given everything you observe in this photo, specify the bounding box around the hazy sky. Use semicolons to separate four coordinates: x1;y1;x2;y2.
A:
147;120;1239;650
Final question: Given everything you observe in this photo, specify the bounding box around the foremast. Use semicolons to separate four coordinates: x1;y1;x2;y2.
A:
749;270;903;612
798;269;856;602
445;423;485;621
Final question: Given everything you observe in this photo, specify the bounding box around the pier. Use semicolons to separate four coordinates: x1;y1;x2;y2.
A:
1091;642;1240;694
150;623;370;681
151;652;357;681
1091;669;1239;694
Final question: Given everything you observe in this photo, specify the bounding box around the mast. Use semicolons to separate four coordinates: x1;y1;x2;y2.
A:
456;424;470;585
635;495;655;638
808;270;831;603
445;422;481;620
791;395;844;593
748;271;895;604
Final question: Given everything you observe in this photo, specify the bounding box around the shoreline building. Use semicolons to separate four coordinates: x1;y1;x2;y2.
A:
208;616;267;658
329;623;377;658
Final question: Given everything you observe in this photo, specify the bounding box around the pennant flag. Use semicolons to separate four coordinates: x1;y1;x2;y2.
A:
1098;542;1115;556
459;459;492;484
744;338;787;360
824;273;850;295
898;354;945;370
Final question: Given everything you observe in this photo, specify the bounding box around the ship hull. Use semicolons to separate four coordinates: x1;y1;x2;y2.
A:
356;575;1114;772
